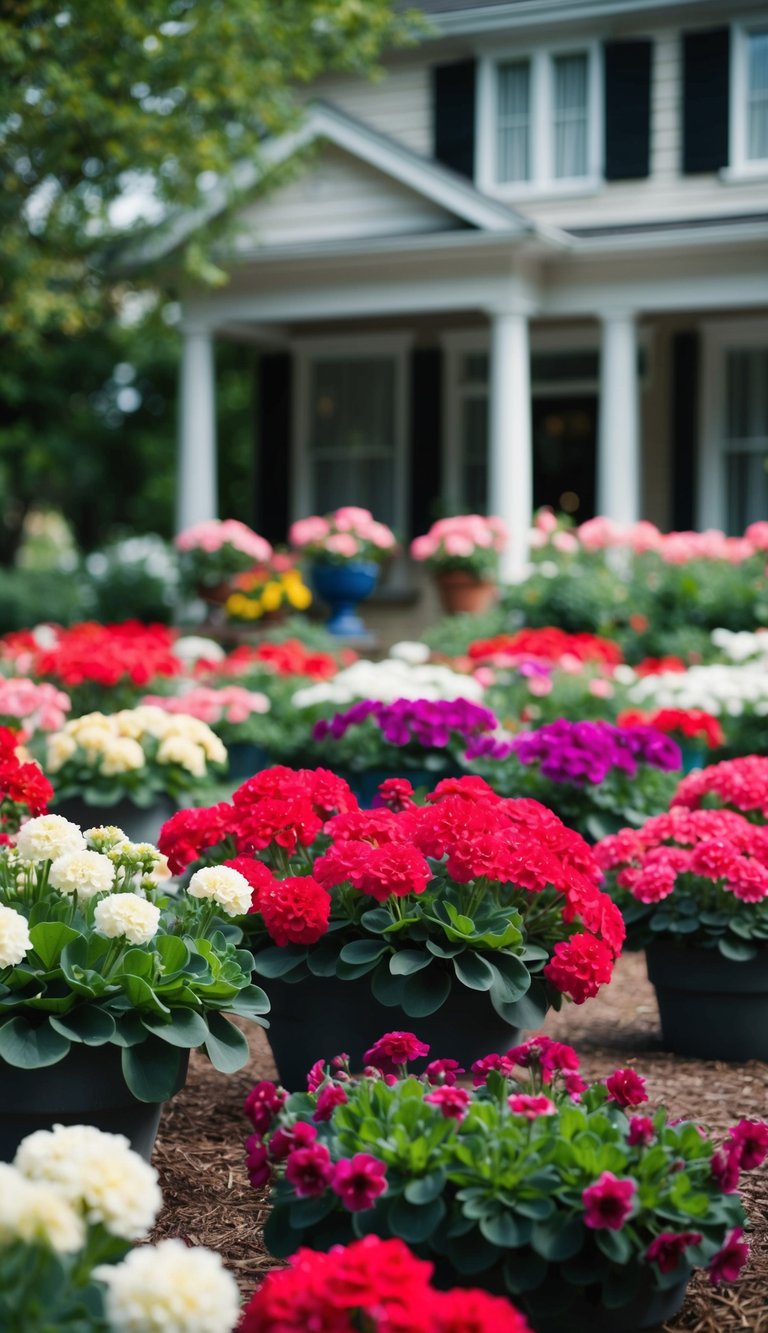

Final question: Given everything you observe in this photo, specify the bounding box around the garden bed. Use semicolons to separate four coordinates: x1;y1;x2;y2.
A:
151;952;768;1332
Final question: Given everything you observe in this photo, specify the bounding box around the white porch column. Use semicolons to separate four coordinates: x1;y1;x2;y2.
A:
176;322;218;532
597;310;640;523
488;308;532;583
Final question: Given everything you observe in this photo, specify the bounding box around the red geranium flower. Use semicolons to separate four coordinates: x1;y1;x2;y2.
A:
331;1154;388;1211
364;1031;430;1075
605;1068;647;1108
258;876;331;947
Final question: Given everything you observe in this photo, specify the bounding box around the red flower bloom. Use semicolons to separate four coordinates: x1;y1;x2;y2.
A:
471;1053;516;1086
376;777;416;811
243;1080;286;1135
543;934;615;1004
429;1287;532;1332
258;876;331;946
267;1121;317;1163
225;857;278;911
424;1058;465;1087
726;1119;768;1170
285;1142;334;1197
508;1094;556;1119
645;1231;703;1274
710;1147;741;1194
582;1172;637;1230
158;802;234;874
331;1154;388;1211
364;1031;430;1075
708;1228;749;1285
627;1116;655;1147
605;1068;647;1108
313;1084;349;1123
424;1086;471;1120
244;1134;271;1189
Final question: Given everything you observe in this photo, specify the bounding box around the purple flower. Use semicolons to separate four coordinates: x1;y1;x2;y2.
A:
509;719;680;786
315;697;499;754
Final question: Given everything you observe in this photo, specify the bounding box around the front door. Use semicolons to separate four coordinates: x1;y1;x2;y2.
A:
531;395;597;521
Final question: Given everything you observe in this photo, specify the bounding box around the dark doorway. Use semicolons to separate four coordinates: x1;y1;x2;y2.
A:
532;395;597;520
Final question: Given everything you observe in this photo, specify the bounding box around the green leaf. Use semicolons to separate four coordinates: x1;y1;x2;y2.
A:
264;1205;307;1258
491;986;545;1029
718;937;757;962
142;1010;210;1048
306;937;343;977
225;984;270;1020
155;935;191;974
252;946;308;978
121;973;171;1018
0;1016;71;1068
371;962;405;1008
28;922;81;970
486;953;531;1003
401;968;452;1018
339;940;390;966
387;1194;445;1243
49;1008;116;1046
121;1038;187;1102
531;1214;584;1261
359;909;393;933
404;1170;446;1204
480;1211;528;1247
389;950;432;976
596;1227;633;1265
452;952;495;991
204;1011;250;1073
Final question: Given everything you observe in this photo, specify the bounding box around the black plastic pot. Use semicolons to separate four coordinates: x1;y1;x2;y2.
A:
0;1041;189;1163
265;973;521;1089
523;1269;689;1333
646;939;768;1061
52;794;177;846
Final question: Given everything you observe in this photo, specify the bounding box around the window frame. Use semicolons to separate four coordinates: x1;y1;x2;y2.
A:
698;319;768;531
476;41;603;199
728;21;768;178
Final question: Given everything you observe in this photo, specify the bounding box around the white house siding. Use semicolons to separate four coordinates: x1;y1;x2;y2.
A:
311;61;432;156
233;145;458;249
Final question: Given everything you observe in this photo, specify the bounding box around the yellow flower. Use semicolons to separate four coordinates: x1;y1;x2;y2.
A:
288;585;312;610
261;582;283;612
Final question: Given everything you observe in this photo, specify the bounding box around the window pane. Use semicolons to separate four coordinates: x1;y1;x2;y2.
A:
724;347;768;534
313;457;396;528
497;61;531;183
725;451;768;532
553;53;589;178
308;357;397;526
747;31;768;162
461;396;488;511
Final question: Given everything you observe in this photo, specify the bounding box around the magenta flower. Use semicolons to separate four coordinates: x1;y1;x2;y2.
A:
605;1068;648;1108
582;1172;637;1230
471;1053;516;1087
646;1231;703;1274
710;1146;741;1194
424;1058;465;1087
627;1115;655;1147
331;1154;388;1211
268;1121;317;1163
424;1086;471;1121
508;1094;557;1120
284;1142;334;1197
244;1134;271;1189
726;1118;768;1170
313;1083;349;1123
243;1080;286;1135
708;1228;749;1284
363;1031;430;1076
306;1058;327;1092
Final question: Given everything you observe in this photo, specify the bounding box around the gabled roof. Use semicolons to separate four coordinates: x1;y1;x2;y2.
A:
129;101;536;267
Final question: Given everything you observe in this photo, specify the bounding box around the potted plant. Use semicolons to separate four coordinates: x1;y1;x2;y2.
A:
224;552;312;625
617;707;724;774
1;1122;240;1332
596;803;768;1060
41;705;228;843
671;754;768;823
158;767;623;1087
175;517;273;604
0;726;54;836
141;685;272;780
0;678;71;740
0;815;268;1159
309;697;501;806
248;1034;766;1333
466;719;682;841
289;507;398;637
240;1233;531;1332
411;515;508;615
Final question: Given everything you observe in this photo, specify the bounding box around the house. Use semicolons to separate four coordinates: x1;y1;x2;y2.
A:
162;0;768;583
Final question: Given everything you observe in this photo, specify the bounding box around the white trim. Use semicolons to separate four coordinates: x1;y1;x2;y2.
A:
730;20;768;178
698;317;768;530
428;0;741;39
477;41;603;200
290;332;413;536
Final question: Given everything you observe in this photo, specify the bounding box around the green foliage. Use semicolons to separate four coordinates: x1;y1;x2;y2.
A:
0;566;88;631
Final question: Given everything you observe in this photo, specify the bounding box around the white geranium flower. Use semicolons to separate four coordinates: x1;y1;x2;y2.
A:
0;1164;84;1253
100;738;147;775
155;736;207;777
45;733;77;773
93;894;160;946
389;640;430;665
16;815;86;863
96;1238;240;1333
187;865;251;917
0;903;31;968
15;1124;162;1240
49;849;116;900
174;636;226;664
292;656;484;709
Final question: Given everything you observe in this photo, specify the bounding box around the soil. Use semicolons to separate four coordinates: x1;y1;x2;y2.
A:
151;952;768;1332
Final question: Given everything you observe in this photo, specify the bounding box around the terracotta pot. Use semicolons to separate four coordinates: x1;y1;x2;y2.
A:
435;571;497;616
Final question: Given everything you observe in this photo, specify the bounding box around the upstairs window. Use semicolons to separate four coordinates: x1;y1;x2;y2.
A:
484;46;600;193
726;23;768;176
746;29;768;162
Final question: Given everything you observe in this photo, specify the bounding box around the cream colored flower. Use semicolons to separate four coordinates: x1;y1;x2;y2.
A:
0;903;31;968
49;849;116;901
100;738;147;776
15;1124;162;1240
187;865;251;917
155;736;207;777
96;1237;240;1333
0;1164;84;1253
85;825;128;850
45;733;77;773
16;815;86;862
93;893;160;946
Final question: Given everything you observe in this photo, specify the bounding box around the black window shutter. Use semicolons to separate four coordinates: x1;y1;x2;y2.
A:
682;28;730;174
409;347;443;538
433;60;476;179
604;39;653;180
670;331;699;531
254;352;292;544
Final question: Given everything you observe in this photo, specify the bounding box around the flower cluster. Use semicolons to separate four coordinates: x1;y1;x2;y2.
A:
411;514;508;577
0;726;53;834
501;719;681;784
201;639;354;683
293;656;485;709
596;805;768;951
1;1123;240;1333
252;1034;764;1323
617;707;724;749
630;662;768;719
163;767;623;1015
44;705;227;797
313;696;499;760
175;518;273;591
13;622;182;697
533;513;768;564
141;686;271;742
0;678;71;737
672;755;768;822
225;554;312;621
290;507;397;564
240;1234;531;1333
468;628;623;670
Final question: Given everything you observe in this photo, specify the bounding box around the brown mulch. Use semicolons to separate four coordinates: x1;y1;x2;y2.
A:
151;954;768;1331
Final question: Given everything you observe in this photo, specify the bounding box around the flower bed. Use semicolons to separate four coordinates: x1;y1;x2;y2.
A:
175;518;273;594
141;686;271;748
309;697;499;781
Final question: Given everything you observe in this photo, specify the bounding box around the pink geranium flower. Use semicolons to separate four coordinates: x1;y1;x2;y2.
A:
627;1116;655;1147
363;1032;430;1076
424;1087;471;1120
605;1068;648;1108
331;1154;388;1211
285;1142;334;1197
508;1094;557;1120
708;1228;749;1284
726;1119;768;1170
646;1231;703;1274
582;1172;637;1230
313;1083;349;1123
